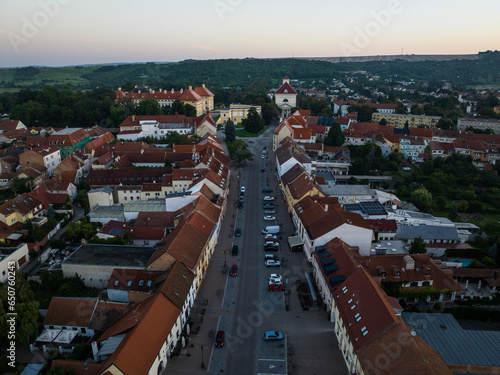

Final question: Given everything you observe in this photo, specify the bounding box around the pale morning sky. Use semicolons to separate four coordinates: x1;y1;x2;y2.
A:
0;0;499;67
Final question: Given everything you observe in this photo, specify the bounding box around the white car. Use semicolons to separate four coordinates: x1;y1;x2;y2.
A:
261;154;265;159
265;259;281;267
263;196;275;201
269;274;283;284
240;186;246;193
264;254;279;261
263;215;276;221
264;209;275;214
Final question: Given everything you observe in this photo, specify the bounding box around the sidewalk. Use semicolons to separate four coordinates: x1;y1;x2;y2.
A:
166;169;240;374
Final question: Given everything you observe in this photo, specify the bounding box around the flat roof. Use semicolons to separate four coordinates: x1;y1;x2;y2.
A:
124;200;166;212
53;127;82;135
63;244;155;267
402;312;500;367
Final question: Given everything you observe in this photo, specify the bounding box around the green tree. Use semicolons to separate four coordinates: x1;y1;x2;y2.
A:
227;139;254;166
448;204;459;221
410;188;432;211
261;102;280;125
0;274;40;345
410;236;427;254
224;120;236;143
379;118;387;125
324;123;345;147
74;190;90;215
136;99;162;115
242;107;264;134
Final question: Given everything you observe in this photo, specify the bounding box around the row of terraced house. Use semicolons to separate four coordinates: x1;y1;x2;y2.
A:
272;111;499;374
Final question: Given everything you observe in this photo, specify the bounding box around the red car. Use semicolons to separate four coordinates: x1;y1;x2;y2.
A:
268;283;285;291
215;330;225;347
230;264;238;276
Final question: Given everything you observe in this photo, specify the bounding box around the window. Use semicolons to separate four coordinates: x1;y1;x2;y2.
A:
147;280;152;287
355;313;362;322
361;326;368;337
342;286;348;294
127;281;132;287
114;280;119;286
139;280;144;286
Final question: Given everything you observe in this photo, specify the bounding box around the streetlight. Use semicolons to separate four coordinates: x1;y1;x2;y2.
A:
196;344;208;368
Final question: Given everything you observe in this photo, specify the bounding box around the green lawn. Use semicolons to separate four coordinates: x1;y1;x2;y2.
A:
236;127;267;137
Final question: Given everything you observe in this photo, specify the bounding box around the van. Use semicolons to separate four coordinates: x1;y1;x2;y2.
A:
262;225;280;235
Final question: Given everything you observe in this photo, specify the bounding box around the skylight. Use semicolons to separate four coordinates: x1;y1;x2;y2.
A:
342;286;348;294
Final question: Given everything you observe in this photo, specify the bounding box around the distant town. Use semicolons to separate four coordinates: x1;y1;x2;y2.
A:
1;62;500;375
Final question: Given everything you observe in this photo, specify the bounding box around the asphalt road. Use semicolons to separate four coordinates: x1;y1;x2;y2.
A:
223;133;272;374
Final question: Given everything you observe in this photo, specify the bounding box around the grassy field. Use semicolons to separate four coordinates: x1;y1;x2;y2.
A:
236;127;267;137
0;66;97;93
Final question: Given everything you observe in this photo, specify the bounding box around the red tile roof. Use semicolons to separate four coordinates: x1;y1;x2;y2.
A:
366;219;398;231
44;297;97;327
50;360;102;375
361;254;463;291
99;293;181;375
276;82;297;95
334;267;399;350
357;321;452;374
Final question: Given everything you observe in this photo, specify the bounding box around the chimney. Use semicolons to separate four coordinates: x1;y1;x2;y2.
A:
202;83;205;88
180;88;184;94
325;204;328;212
132;115;136;123
118;87;122;91
171;88;174;94
189;86;192;90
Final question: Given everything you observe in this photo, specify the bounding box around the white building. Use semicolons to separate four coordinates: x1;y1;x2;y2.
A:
274;77;297;118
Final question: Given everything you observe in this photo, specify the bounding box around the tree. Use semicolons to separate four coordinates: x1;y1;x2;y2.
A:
136;99;162;115
379;118;387;125
410;188;432;211
242;107;264;134
227;139;254;166
0;274;40;345
224;120;236;143
448;204;459;221
324;123;345;147
410;236;427;254
261;102;280;125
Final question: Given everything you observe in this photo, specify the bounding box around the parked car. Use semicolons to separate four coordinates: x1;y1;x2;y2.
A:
263;331;284;341
263;188;273;193
265;259;281;267
263;196;275;201
262;204;274;209
240;186;246;193
264;243;279;251
269;273;283;284
264;209;275;214
231;245;239;256
230;264;238;277
238;201;243;209
264;254;280;261
235;228;241;237
265;237;278;243
215;330;225;347
268;283;285;292
263;215;276;221
261;154;265;159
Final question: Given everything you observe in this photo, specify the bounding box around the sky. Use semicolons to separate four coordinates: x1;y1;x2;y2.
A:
0;0;499;67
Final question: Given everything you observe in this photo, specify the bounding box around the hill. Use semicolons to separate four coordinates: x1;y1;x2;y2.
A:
0;51;499;93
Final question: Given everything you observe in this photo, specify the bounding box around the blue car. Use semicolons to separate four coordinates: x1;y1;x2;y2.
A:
263;331;284;341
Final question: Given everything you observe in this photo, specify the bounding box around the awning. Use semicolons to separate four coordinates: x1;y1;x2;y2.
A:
36;329;61;342
53;329;78;344
288;235;303;248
